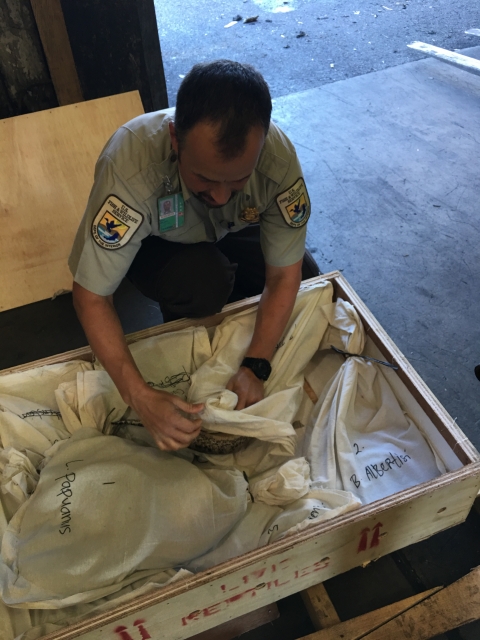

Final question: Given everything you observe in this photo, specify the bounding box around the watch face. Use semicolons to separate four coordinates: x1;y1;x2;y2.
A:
255;360;271;380
242;357;271;381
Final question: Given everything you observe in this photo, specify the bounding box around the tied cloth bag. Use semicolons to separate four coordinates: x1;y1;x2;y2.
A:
304;357;444;504
0;429;248;608
187;282;337;476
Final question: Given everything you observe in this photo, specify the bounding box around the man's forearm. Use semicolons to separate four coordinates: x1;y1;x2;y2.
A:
72;282;147;405
245;260;302;362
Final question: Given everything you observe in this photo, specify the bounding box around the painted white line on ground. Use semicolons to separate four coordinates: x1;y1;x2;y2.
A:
408;41;480;77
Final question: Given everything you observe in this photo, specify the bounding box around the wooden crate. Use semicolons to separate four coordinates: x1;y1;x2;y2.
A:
1;272;479;640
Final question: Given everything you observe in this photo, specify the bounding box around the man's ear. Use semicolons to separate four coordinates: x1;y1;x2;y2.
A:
169;121;179;154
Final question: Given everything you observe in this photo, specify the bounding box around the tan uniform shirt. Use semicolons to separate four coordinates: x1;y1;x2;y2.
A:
69;108;311;296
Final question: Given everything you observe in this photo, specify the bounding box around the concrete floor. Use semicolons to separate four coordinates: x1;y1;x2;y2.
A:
155;0;479;105
1;44;479;640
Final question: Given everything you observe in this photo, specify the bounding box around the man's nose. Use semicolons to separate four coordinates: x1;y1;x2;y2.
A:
209;184;231;206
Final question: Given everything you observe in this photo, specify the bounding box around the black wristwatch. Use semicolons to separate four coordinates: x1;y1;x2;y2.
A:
241;357;272;381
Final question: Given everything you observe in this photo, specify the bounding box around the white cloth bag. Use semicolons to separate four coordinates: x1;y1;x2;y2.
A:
0;362;94;411
0;429;247;608
55;371;128;435
95;326;212;403
189;288;366;482
188;283;336;476
304;358;443;504
55;327;213;434
0;395;71;520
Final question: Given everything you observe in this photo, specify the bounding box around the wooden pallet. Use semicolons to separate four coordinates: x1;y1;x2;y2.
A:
300;565;480;640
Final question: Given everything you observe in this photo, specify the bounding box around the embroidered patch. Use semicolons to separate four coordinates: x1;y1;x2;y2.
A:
276;178;311;228
91;195;144;250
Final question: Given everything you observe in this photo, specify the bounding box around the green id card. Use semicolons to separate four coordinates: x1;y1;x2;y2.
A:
157;193;185;232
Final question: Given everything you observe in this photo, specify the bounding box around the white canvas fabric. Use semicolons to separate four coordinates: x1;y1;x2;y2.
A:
186;484;360;574
0;450;40;511
95;326;212;403
0;395;70;520
55;327;213;435
0;429;248;608
190;283;334;404
250;458;311;506
188;289;365;481
0;396;68;455
0;362;94;410
304;358;444;504
265;484;361;541
185;501;281;573
55;371;128;435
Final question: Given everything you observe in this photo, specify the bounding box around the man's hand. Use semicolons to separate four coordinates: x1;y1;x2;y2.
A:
130;386;204;451
224;258;303;410
72;283;205;452
226;366;264;410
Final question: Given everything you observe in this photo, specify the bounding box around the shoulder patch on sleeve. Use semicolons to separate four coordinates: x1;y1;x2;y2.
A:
91;195;144;250
276;178;311;228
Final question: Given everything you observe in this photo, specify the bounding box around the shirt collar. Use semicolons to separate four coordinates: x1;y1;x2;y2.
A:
178;170;192;202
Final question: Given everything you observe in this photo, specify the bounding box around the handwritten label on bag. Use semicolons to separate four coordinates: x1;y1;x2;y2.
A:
55;459;83;534
349;445;412;489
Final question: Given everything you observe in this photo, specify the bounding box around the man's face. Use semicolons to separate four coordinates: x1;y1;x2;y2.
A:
169;121;265;208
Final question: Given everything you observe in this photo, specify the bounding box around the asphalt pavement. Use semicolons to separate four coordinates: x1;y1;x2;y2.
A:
154;0;479;105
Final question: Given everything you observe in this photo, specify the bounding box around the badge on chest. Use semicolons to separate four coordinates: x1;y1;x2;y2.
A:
157;193;185;232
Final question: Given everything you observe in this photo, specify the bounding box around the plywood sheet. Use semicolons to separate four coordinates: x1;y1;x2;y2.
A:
0;91;144;311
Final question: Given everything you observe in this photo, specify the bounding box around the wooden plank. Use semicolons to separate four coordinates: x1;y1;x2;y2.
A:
407;42;480;77
361;566;480;639
301;583;340;630
30;0;83;105
28;468;480;640
189;603;279;639
300;587;442;639
0;91;144;311
303;378;319;405
465;29;480;37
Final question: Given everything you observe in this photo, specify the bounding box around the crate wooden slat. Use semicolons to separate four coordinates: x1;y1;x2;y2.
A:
301;585;442;639
300;568;480;640
1;273;479;640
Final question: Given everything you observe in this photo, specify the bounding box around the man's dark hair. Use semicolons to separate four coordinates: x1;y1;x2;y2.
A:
174;60;272;159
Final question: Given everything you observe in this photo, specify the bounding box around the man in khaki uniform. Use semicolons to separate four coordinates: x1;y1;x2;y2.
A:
70;60;319;451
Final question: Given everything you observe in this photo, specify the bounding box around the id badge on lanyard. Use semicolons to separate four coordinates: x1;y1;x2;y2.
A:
157;176;185;232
